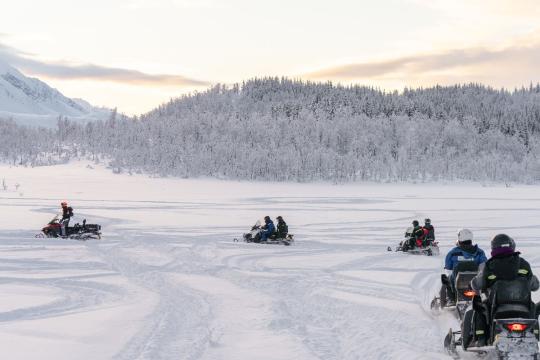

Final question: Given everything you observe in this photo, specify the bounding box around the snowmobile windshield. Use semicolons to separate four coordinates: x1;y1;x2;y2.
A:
404;226;413;237
49;214;61;224
255;220;261;227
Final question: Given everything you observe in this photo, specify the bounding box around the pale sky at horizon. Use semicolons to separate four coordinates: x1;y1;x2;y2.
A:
1;0;540;115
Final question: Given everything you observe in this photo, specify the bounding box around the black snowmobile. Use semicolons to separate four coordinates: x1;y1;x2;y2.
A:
431;259;479;319
235;220;294;246
36;214;102;240
388;226;439;256
444;278;540;359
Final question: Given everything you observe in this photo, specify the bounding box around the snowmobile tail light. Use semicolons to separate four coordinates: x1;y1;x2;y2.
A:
506;323;528;332
463;290;476;297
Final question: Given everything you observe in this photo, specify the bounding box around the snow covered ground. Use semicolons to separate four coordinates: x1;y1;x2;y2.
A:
0;162;540;359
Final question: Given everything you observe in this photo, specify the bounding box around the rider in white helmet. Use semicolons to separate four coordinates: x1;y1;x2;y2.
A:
439;229;487;306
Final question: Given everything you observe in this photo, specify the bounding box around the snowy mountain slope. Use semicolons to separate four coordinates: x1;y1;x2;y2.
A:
0;60;110;127
0;162;539;359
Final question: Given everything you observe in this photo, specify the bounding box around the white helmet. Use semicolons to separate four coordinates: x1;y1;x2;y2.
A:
457;228;473;243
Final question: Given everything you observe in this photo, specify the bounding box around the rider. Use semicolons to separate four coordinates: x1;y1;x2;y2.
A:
468;234;539;347
275;216;288;239
60;201;74;237
423;218;435;245
409;220;425;248
440;229;487;306
260;216;275;242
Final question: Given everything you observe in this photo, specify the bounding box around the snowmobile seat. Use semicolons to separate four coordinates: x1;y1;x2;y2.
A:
490;279;533;319
453;259;479;274
85;224;101;231
493;304;532;319
454;273;477;302
455;272;477;289
493;279;531;304
451;260;478;294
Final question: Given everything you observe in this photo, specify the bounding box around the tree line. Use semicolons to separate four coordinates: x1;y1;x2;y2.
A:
1;78;539;183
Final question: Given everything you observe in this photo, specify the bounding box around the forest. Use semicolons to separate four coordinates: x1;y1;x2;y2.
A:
1;78;539;183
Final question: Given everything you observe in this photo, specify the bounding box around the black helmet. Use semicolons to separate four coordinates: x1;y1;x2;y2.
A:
264;215;271;223
412;220;419;227
491;234;515;251
276;216;283;221
424;218;431;224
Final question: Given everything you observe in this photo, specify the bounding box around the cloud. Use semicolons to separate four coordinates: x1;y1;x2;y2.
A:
126;0;220;10
406;0;540;18
304;42;540;81
0;42;210;87
171;0;219;9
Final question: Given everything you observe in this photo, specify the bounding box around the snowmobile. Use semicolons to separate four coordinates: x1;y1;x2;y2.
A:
388;226;439;256
36;214;102;240
444;279;540;359
430;259;479;319
234;220;294;246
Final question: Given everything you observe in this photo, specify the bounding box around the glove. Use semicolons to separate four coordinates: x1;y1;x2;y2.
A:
441;274;450;285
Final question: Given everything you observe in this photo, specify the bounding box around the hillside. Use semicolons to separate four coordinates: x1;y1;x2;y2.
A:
0;60;110;127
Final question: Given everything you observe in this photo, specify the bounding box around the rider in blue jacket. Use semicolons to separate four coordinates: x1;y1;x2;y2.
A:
445;229;487;271
260;216;275;241
440;229;487;306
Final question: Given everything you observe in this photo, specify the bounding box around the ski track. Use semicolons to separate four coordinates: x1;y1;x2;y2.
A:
1;174;540;359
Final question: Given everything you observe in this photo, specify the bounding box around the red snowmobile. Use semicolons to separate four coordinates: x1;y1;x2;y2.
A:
36;215;102;240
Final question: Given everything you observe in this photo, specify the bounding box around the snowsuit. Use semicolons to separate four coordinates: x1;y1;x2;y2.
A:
468;252;539;346
424;224;435;242
445;244;487;272
276;220;288;239
409;225;425;248
60;206;74;237
441;244;487;305
261;219;275;241
471;252;537;291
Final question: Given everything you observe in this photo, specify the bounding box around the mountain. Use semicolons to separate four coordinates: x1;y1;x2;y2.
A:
0;60;111;127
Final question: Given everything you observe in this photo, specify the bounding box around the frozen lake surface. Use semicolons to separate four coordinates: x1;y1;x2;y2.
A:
1;162;539;359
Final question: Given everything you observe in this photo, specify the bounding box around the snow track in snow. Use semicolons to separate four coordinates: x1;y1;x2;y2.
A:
1;163;540;359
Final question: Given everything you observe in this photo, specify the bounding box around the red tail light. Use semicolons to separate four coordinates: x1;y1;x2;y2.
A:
463;290;476;297
506;323;528;332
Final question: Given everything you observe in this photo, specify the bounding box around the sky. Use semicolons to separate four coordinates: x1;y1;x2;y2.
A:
1;0;540;115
